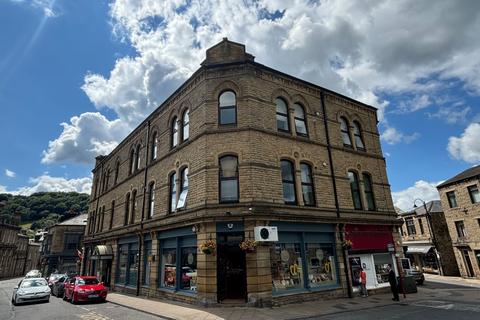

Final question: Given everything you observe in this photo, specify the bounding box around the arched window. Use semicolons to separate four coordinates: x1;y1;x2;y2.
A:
353;121;365;151
124;193;130;226
148;182;155;218
281;160;296;204
129;149;135;175
294;103;308;136
300;163;315;206
276;98;290;132
177;167;189;209
219;91;236;125
182;109;190;141
105;168;111;191
135;144;141;170
99;206;105;232
363;173;376;211
169;172;177;213
348;171;362;210
114;160;120;184
219;155;239;202
131;189;137;223
340;117;352;147
109;200;115;230
171;117;179;148
151;132;158;161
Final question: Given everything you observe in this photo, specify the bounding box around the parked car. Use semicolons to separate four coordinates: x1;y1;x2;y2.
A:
63;276;107;304
51;275;67;297
401;258;425;285
47;273;66;289
25;270;42;278
11;278;50;305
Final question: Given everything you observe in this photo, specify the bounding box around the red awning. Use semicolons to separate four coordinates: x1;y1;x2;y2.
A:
345;224;393;251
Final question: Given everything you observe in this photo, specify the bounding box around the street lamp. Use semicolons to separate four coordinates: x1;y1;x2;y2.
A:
413;198;443;276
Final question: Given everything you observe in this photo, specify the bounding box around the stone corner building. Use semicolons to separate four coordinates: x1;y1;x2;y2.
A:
82;39;400;306
437;164;480;278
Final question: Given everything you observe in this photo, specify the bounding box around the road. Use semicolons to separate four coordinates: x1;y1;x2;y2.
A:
307;281;480;320
1;277;480;319
0;278;161;320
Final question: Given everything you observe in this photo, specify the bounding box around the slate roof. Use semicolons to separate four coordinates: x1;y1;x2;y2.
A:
57;213;88;226
437;164;480;189
399;200;443;217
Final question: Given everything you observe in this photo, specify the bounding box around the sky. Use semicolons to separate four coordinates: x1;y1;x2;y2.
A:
0;0;479;211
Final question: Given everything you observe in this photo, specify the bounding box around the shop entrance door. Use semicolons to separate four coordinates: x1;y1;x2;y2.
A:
462;249;475;277
217;232;246;302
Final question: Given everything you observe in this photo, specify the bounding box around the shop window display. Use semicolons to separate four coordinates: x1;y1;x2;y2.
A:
306;243;336;288
117;244;128;284
373;253;392;284
161;248;177;288
180;247;197;291
271;243;303;292
127;247;138;285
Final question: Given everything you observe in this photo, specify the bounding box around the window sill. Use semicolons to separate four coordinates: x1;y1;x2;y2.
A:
156;287;197;296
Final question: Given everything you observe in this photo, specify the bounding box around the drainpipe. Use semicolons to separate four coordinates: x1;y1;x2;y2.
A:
320;91;353;298
136;120;151;296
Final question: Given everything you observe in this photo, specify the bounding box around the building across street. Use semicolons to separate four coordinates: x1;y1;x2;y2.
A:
82;38;402;306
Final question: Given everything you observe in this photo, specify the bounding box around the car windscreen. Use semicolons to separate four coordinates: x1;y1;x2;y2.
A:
21;279;47;288
77;278;99;285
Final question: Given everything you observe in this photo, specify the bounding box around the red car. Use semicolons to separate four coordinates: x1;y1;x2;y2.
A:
63;276;107;304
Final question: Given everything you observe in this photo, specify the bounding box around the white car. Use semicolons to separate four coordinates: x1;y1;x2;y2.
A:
12;278;50;305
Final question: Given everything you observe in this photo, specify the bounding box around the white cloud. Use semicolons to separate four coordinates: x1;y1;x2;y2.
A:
5;169;16;178
41;112;130;165
42;0;480;165
392;180;442;211
10;0;59;18
428;105;471;124
0;175;92;196
447;122;480;163
381;126;420;145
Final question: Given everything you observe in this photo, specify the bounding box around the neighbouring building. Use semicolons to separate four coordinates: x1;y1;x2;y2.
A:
40;214;87;276
0;211;41;279
437;165;480;278
82;39;401;306
398;200;459;276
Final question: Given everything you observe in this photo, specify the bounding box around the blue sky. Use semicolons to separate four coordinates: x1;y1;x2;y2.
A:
0;0;479;211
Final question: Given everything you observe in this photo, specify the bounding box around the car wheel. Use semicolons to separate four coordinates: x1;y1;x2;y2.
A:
417;280;424;285
63;292;67;301
12;296;17;306
71;293;76;304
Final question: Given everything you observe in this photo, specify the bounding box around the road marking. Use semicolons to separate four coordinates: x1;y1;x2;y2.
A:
78;311;111;320
412;300;480;313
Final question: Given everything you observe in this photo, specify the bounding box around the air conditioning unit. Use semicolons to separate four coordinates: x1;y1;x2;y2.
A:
254;226;278;242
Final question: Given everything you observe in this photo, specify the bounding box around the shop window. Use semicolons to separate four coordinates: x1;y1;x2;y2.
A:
447;191;457;208
148;182;155;218
177;167;188;209
171;117;179;148
281;160;297;204
219;91;236;125
348;171;362;210
180;247;197;291
468;185;480;204
373;253;393;285
169;172;177;213
300;163;315;206
276;98;290;133
151;132;158;161
271;243;303;292
182;109;190;141
127;246;139;285
305;243;337;288
219;155;239;203
406;218;416;235
353;121;365;150
161;248;177;289
117;244;128;284
143;241;152;286
293;103;308;136
340;117;352;147
362;173;376;211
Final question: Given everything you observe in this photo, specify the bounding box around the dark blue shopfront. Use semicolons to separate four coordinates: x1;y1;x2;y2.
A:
116;236;139;288
269;222;340;294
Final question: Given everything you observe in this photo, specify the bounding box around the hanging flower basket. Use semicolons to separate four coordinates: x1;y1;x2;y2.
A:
342;240;353;250
199;240;216;255
239;239;257;253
